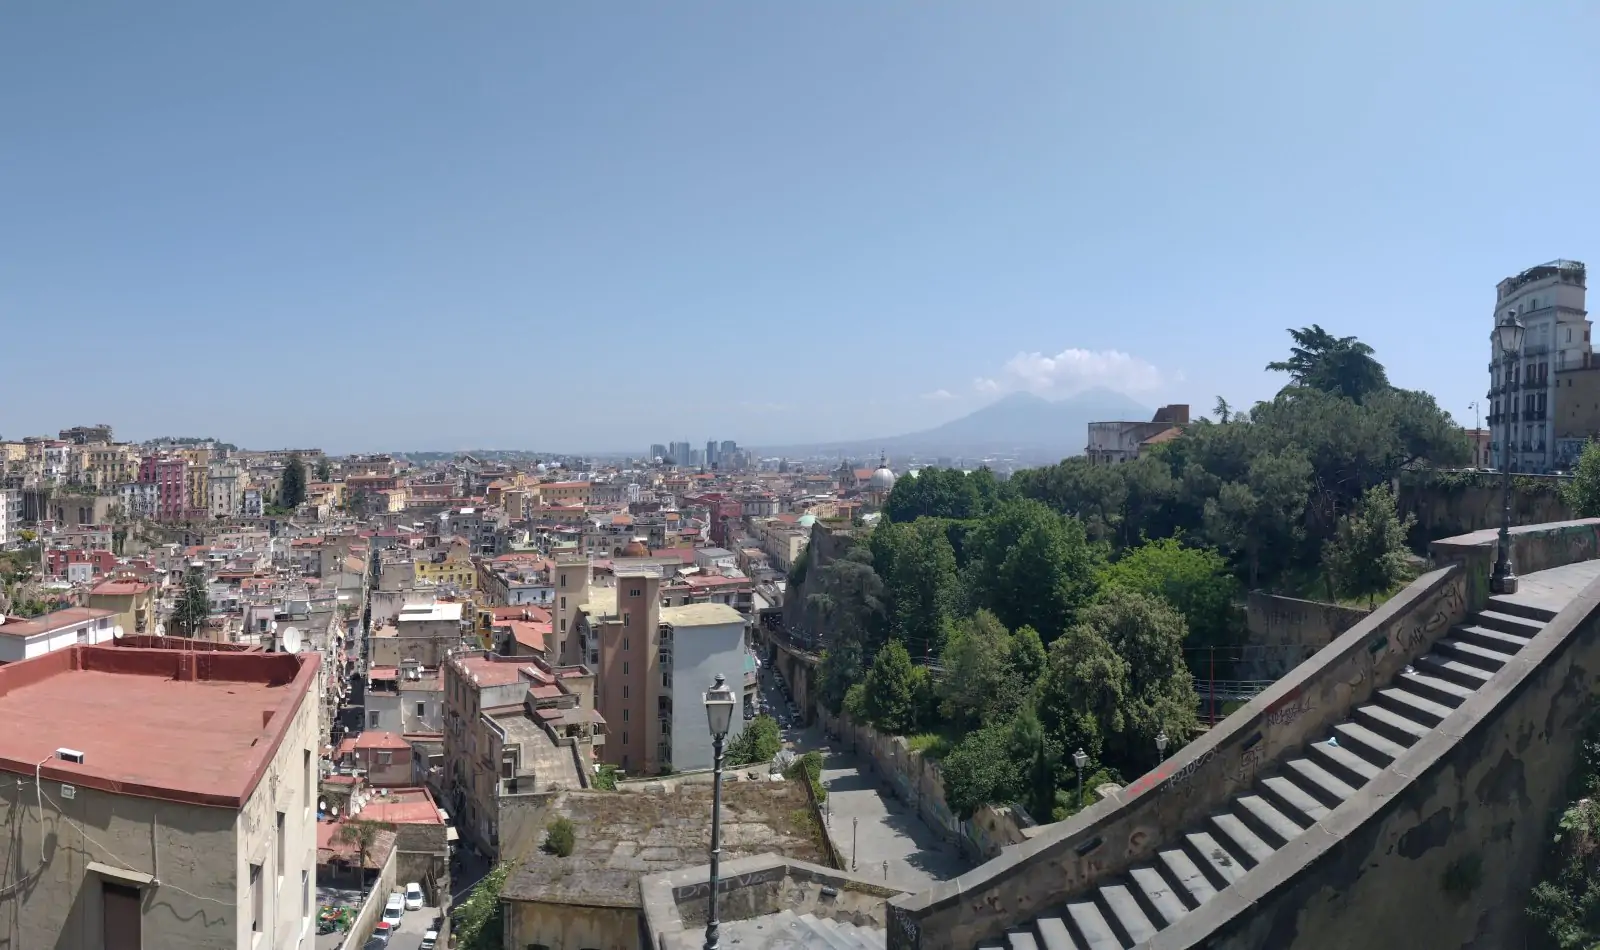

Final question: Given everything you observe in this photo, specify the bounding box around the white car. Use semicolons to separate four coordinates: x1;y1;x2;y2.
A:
420;930;439;950
403;882;424;912
383;892;404;929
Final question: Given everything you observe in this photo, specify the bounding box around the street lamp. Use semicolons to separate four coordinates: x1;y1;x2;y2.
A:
702;674;736;950
1155;731;1170;762
1492;311;1527;595
1072;748;1088;808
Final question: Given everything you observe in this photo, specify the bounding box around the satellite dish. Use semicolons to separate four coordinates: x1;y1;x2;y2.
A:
112;625;125;640
281;626;302;654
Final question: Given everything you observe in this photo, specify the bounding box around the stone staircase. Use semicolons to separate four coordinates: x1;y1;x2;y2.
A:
770;910;888;949
979;595;1556;950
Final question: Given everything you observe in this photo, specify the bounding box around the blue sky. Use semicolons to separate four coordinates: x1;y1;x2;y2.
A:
3;2;1598;453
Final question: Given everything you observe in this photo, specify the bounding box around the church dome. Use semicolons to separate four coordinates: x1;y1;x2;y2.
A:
797;513;817;528
621;539;649;558
868;459;896;492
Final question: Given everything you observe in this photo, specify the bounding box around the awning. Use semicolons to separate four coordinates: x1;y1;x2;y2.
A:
89;862;155;887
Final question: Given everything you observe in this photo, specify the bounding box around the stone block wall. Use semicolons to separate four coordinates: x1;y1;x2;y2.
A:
1398;477;1572;541
1243;593;1370;679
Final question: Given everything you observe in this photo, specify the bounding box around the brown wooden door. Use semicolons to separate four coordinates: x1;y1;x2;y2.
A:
102;882;142;950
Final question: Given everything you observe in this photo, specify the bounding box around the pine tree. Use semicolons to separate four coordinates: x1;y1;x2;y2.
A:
862;640;917;734
280;455;308;508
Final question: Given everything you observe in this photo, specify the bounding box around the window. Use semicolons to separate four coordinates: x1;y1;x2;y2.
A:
559;596;566;610
559;619;566;632
623;637;630;650
560;574;567;588
377;751;392;766
416;702;427;718
622;731;629;746
368;711;380;729
250;863;263;932
622;685;629;699
302;870;310;920
629;588;641;597
623;708;630;722
276;812;286;881
623;612;631;628
623;661;629;675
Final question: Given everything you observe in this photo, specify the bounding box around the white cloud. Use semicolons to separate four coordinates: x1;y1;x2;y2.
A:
921;389;956;401
973;377;1001;394
988;347;1164;397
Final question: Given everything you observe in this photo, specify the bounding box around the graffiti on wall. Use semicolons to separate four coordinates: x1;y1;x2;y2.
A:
1397;575;1464;654
672;865;786;902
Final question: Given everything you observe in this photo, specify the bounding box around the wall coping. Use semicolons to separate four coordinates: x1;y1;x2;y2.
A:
643;854;906;950
1149;555;1600;947
1429;517;1600;552
888;565;1462;928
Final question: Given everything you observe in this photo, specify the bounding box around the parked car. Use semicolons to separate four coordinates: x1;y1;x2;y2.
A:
404;882;425;912
362;938;387;950
371;920;394;944
420;930;439;950
383;892;404;929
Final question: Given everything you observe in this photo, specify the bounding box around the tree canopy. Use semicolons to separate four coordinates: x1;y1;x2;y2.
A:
280;455;308;509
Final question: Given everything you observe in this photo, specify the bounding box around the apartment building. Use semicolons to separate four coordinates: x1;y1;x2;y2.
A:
369;601;466;669
138;455;189;521
552;555;589;665
1486;259;1591;473
581;572;752;775
0;645;320;949
209;459;243;517
364;660;444;736
0;487;21;548
1085;404;1191;465
441;651;596;857
88;579;157;637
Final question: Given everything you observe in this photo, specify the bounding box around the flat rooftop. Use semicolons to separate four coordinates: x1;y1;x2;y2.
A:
660;603;745;627
502;779;826;908
0;646;317;808
397;602;464;622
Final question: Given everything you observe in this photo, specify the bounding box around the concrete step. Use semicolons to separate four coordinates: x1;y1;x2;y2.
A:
1413;653;1494;690
1004;928;1040;950
1182;831;1247;889
856;928;887;950
1307;738;1381;788
1094;882;1159;945
1433;637;1511;672
1063;900;1122;950
1331;721;1407;767
1128;864;1190;926
1352;703;1431;746
1374;686;1453;727
1485;596;1558;624
797;913;856;950
1258;774;1331;825
1233;794;1305;847
1207;812;1276;869
1472;609;1546;637
1030;915;1079;950
1281;757;1357;808
1155;847;1217;907
1393;669;1474;708
1451;624;1533;654
831;920;868;950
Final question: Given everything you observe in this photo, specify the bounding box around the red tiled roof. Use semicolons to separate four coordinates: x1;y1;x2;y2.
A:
351;730;410;751
504;620;548;653
90;579;151;596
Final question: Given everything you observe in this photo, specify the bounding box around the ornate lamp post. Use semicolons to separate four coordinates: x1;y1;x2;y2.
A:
1155;731;1170;762
702;674;736;950
1072;748;1088;808
1493;312;1527;595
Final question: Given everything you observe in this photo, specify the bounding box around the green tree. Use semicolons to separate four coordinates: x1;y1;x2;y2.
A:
1006;708;1058;824
1034;623;1127;767
966;499;1100;642
871;518;960;657
315;456;332;481
802;547;887;654
1081;588;1199;775
1099;536;1238;648
280;455;308;508
939;722;1020;819
1203;448;1312;588
169;569;210;638
883;467;982;522
336;819;382;882
1009;625;1047;690
817;639;865;715
1266;324;1390;403
939;611;1019;731
1564;440;1600;517
1322;484;1417;606
725;715;782;767
862;640;917;734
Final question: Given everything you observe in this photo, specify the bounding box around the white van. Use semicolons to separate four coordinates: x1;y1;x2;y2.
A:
382;892;404;929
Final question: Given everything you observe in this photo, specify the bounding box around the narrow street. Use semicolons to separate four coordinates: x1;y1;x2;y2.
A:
760;672;968;891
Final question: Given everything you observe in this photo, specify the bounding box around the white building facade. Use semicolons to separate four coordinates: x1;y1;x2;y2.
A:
1487;260;1591;473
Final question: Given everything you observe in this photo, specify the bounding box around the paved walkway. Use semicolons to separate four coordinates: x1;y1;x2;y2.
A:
762;675;967;892
1497;559;1600;614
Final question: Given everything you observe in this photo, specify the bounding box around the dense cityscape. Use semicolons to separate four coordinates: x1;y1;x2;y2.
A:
6;259;1600;949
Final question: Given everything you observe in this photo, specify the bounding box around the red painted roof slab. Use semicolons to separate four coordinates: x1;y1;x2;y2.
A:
0;646;318;809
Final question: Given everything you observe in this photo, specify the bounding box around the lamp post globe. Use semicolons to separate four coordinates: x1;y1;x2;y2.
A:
1155;731;1170;761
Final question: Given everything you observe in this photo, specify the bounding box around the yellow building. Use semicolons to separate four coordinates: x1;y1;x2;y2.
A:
537;481;591;505
415;541;476;590
87;578;156;635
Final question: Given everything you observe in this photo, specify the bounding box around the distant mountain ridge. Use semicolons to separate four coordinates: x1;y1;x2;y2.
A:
759;389;1153;459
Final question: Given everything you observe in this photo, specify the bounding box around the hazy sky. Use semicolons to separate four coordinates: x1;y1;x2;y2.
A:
4;2;1598;452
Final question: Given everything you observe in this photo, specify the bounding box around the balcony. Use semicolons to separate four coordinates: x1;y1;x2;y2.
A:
1525;408;1548;421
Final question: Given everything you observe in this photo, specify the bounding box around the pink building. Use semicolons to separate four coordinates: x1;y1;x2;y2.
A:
138;455;188;521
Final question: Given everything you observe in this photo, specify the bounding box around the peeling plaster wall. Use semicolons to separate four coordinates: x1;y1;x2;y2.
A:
887;566;1470;950
1150;561;1600;950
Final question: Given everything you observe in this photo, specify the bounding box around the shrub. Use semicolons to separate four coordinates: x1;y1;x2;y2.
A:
545;817;576;857
786;750;827;801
